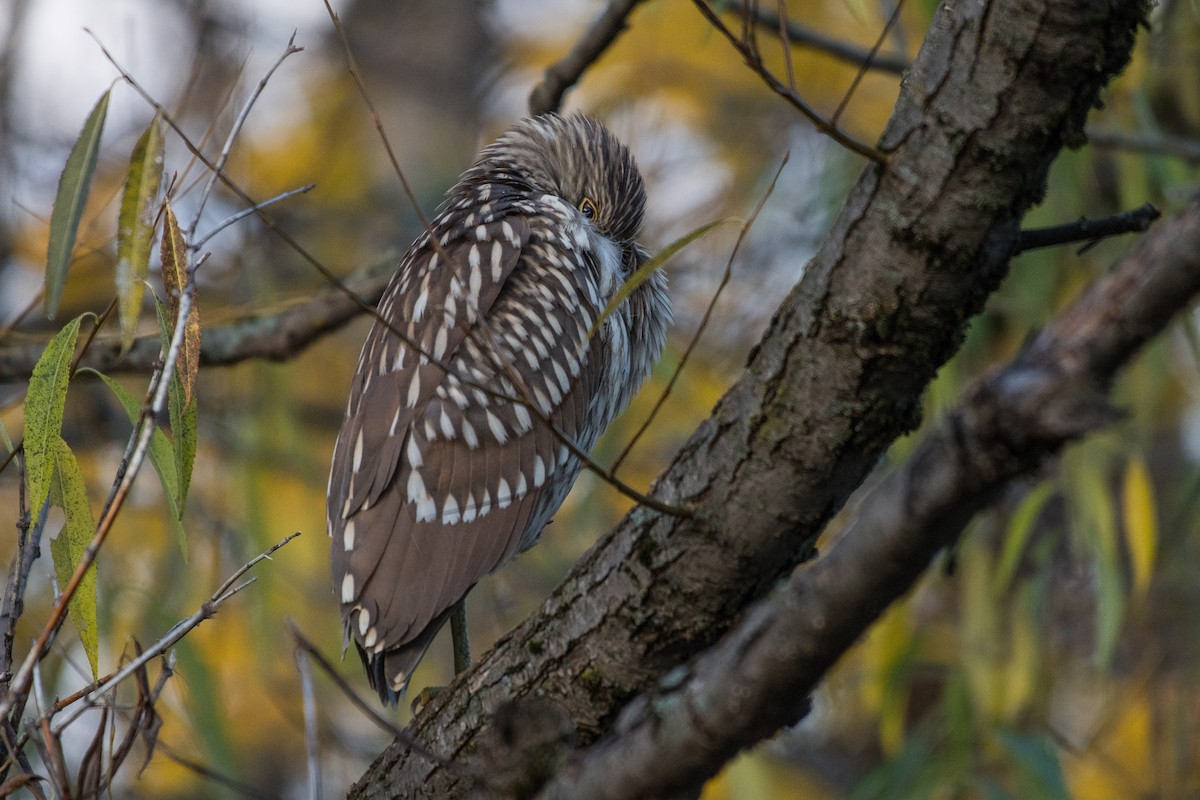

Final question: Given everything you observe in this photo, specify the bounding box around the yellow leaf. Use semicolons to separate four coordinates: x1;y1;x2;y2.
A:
160;202;201;405
1121;456;1156;597
115;112;165;352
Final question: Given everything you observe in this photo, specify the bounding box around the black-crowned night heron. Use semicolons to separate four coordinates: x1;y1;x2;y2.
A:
327;113;670;705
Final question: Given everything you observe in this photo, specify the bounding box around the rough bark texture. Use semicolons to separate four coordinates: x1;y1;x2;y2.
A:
534;199;1200;800
351;0;1146;796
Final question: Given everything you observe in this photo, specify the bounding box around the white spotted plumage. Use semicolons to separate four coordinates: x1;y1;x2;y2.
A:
326;113;670;704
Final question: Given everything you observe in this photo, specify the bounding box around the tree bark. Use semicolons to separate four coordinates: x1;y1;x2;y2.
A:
534;199;1200;800
350;0;1148;796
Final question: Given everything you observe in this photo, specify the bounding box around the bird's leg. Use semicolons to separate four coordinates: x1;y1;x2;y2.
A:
450;597;471;674
411;599;474;714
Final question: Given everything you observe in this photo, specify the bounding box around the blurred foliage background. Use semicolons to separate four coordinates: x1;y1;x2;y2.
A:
1;0;1199;797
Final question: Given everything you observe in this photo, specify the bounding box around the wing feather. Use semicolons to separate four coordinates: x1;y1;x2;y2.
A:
329;188;620;698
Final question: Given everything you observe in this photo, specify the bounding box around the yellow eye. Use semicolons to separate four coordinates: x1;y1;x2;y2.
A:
578;196;598;220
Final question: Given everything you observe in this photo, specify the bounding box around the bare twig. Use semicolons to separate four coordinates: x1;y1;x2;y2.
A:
528;0;647;116
693;1;886;162
49;532;301;733
0;454;34;682
153;741;280;800
740;4;909;75
294;645;321;800
1086;126;1200;163
321;1;438;244
1016;202;1160;254
831;0;907;125
612;155;788;474
286;623;406;743
189;36;304;237
193;183;315;249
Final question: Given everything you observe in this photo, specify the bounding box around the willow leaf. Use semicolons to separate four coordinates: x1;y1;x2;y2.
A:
115;113;165;352
45;90;110;319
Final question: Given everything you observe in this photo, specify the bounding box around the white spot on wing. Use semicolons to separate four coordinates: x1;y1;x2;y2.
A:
552;362;571;393
490;240;504;281
433;327;448;359
440;409;455;439
496;478;512;508
462;419;479;449
364;626;377;648
343;519;355;551
357;606;370;635
533;455;546;487
406;436;423;468
407;373;422;408
485;410;508;443
342;573;356;603
461;492;477;523
353;429;364;473
514;405;532;433
443;495;461;525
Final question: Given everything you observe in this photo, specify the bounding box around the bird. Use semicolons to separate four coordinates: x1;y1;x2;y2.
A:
326;112;670;705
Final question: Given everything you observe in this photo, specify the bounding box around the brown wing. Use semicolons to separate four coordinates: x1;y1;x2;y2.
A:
327;189;612;699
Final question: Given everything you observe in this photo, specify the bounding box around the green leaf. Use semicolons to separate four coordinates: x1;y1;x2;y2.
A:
995;729;1070;800
993;480;1053;595
115;113;165;353
48;437;99;679
88;368;187;558
24;317;81;513
585;217;737;345
155;297;197;523
45;90;110;320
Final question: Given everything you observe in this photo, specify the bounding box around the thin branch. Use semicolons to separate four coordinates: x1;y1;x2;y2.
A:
740;4;910;75
193;183;315;249
0;261;198;724
294;645;320;800
49;532;301;733
1015;202;1160;253
286;623;406;743
692;1;886;162
611;155;788;473
153;741;280;800
528;0;648;116
1086;126;1200;163
321;0;438;245
0;454;34;682
189;36;304;237
831;0;907;126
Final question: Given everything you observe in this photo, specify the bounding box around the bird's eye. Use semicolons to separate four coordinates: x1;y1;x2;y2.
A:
578;197;598;220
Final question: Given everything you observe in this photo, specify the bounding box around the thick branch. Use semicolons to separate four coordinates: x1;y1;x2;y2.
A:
0;273;389;380
536;200;1200;800
353;0;1147;796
